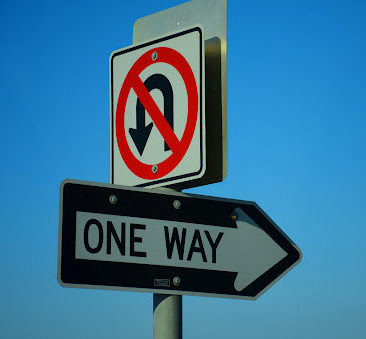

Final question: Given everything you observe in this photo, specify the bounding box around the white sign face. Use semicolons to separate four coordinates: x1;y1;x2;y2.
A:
75;211;287;292
110;26;205;188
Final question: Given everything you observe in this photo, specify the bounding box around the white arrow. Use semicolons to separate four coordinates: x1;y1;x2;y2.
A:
75;209;287;292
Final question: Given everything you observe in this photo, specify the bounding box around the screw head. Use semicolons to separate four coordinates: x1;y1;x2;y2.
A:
109;194;118;205
152;51;158;61
152;164;158;173
173;276;181;287
173;200;181;210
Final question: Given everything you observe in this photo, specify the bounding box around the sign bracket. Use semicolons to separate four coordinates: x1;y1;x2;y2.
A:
133;0;228;189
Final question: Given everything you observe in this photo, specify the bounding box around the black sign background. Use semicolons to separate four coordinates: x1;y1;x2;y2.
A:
58;180;301;299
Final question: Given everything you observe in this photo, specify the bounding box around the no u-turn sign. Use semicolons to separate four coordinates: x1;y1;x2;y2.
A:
110;27;205;188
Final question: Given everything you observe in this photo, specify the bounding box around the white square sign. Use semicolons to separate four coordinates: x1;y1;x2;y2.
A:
110;26;205;188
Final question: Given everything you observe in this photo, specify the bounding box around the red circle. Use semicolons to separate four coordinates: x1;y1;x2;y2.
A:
115;47;198;180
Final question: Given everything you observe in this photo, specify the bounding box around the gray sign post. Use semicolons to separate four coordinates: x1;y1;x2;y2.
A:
132;1;227;337
153;294;182;339
152;187;182;339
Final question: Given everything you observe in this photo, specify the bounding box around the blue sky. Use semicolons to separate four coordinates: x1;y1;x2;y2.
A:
1;0;365;338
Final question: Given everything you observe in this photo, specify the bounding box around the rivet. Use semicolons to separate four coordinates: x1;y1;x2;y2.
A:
173;200;181;210
109;194;118;205
152;51;158;61
173;276;181;287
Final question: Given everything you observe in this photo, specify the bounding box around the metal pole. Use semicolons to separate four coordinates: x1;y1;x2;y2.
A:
153;294;182;339
152;186;182;339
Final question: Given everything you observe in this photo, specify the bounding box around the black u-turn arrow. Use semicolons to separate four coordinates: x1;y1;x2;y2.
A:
129;74;174;156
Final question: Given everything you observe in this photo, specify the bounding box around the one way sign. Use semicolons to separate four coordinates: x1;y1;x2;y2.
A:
110;26;205;188
58;180;301;300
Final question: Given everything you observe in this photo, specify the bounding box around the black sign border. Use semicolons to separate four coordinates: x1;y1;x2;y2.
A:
58;180;301;300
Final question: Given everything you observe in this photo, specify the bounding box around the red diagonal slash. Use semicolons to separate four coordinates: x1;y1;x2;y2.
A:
132;76;180;153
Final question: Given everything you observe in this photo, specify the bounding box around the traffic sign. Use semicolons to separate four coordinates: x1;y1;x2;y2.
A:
58;180;301;300
110;26;205;188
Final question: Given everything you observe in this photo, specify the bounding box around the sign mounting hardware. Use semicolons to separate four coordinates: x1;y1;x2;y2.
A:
110;26;205;188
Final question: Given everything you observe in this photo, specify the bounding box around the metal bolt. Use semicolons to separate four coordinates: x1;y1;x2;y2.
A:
152;164;158;173
152;51;158;61
173;200;181;210
173;276;181;287
109;194;118;205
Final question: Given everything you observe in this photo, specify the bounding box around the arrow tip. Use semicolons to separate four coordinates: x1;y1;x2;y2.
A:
232;208;288;292
129;122;153;156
